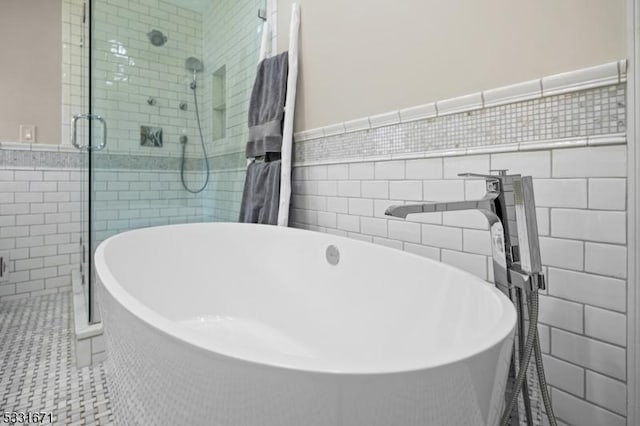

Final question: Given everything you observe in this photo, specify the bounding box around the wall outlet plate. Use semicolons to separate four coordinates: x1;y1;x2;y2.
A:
19;125;36;143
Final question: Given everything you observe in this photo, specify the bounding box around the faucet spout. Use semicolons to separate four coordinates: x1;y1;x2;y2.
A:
384;173;513;292
384;194;498;219
385;176;501;219
383;172;543;294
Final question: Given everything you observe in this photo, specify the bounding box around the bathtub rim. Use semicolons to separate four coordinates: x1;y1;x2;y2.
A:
95;222;517;376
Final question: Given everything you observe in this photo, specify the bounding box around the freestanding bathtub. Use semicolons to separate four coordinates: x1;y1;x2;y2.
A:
96;223;516;425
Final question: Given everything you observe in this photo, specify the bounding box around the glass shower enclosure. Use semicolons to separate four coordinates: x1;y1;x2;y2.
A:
75;0;265;323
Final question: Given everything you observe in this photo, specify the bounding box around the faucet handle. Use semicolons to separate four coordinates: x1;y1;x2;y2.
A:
457;172;502;193
457;169;510;179
489;169;510;176
458;172;496;179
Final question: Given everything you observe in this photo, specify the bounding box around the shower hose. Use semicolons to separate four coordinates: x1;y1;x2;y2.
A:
180;85;210;194
500;287;557;426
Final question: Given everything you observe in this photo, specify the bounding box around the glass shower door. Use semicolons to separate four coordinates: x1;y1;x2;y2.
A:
86;0;266;323
64;0;92;321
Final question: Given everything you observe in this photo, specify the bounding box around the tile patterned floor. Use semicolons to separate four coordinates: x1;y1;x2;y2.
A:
0;292;113;425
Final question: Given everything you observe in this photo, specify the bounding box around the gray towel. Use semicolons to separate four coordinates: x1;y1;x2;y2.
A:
239;160;281;225
245;52;289;158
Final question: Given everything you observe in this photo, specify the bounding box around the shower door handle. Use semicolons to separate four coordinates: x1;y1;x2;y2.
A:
71;114;107;151
91;115;107;151
71;114;89;150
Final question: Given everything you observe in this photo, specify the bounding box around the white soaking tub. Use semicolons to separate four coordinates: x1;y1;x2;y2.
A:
96;223;516;426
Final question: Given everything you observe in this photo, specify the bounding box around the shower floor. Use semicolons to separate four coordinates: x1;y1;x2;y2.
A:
0;292;113;425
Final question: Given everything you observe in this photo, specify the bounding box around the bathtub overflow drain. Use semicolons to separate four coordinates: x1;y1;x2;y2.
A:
326;245;340;266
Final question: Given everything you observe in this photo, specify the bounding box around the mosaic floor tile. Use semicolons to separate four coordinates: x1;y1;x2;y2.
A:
0;293;113;425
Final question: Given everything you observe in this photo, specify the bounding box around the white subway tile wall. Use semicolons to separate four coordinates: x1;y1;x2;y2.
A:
92;0;204;159
199;0;275;221
201;0;264;159
202;167;248;222
0;165;215;300
91;169;207;246
0;169;82;299
290;144;628;425
552;388;625;426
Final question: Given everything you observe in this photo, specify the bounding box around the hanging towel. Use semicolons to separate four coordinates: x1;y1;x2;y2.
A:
239;160;281;225
245;52;289;158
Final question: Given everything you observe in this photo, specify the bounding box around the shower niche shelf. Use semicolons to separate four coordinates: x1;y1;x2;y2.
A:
211;65;226;140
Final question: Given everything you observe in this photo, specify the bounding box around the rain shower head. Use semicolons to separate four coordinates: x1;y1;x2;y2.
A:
185;57;204;73
147;30;167;47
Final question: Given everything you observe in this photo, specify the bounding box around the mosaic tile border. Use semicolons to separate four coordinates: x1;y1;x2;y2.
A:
93;154;202;171
0;148;246;171
292;134;627;167
208;151;247;170
293;83;626;165
0;149;84;170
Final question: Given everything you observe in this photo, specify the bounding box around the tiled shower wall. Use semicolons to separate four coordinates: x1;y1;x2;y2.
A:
290;83;629;424
92;0;204;158
199;0;265;221
201;166;246;222
91;168;206;244
91;0;263;223
91;0;262;169
0;0;264;300
201;0;264;158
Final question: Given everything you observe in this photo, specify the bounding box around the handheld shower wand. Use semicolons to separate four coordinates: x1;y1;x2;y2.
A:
180;57;210;194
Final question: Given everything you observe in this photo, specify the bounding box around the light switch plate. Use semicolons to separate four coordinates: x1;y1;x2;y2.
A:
20;125;36;143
